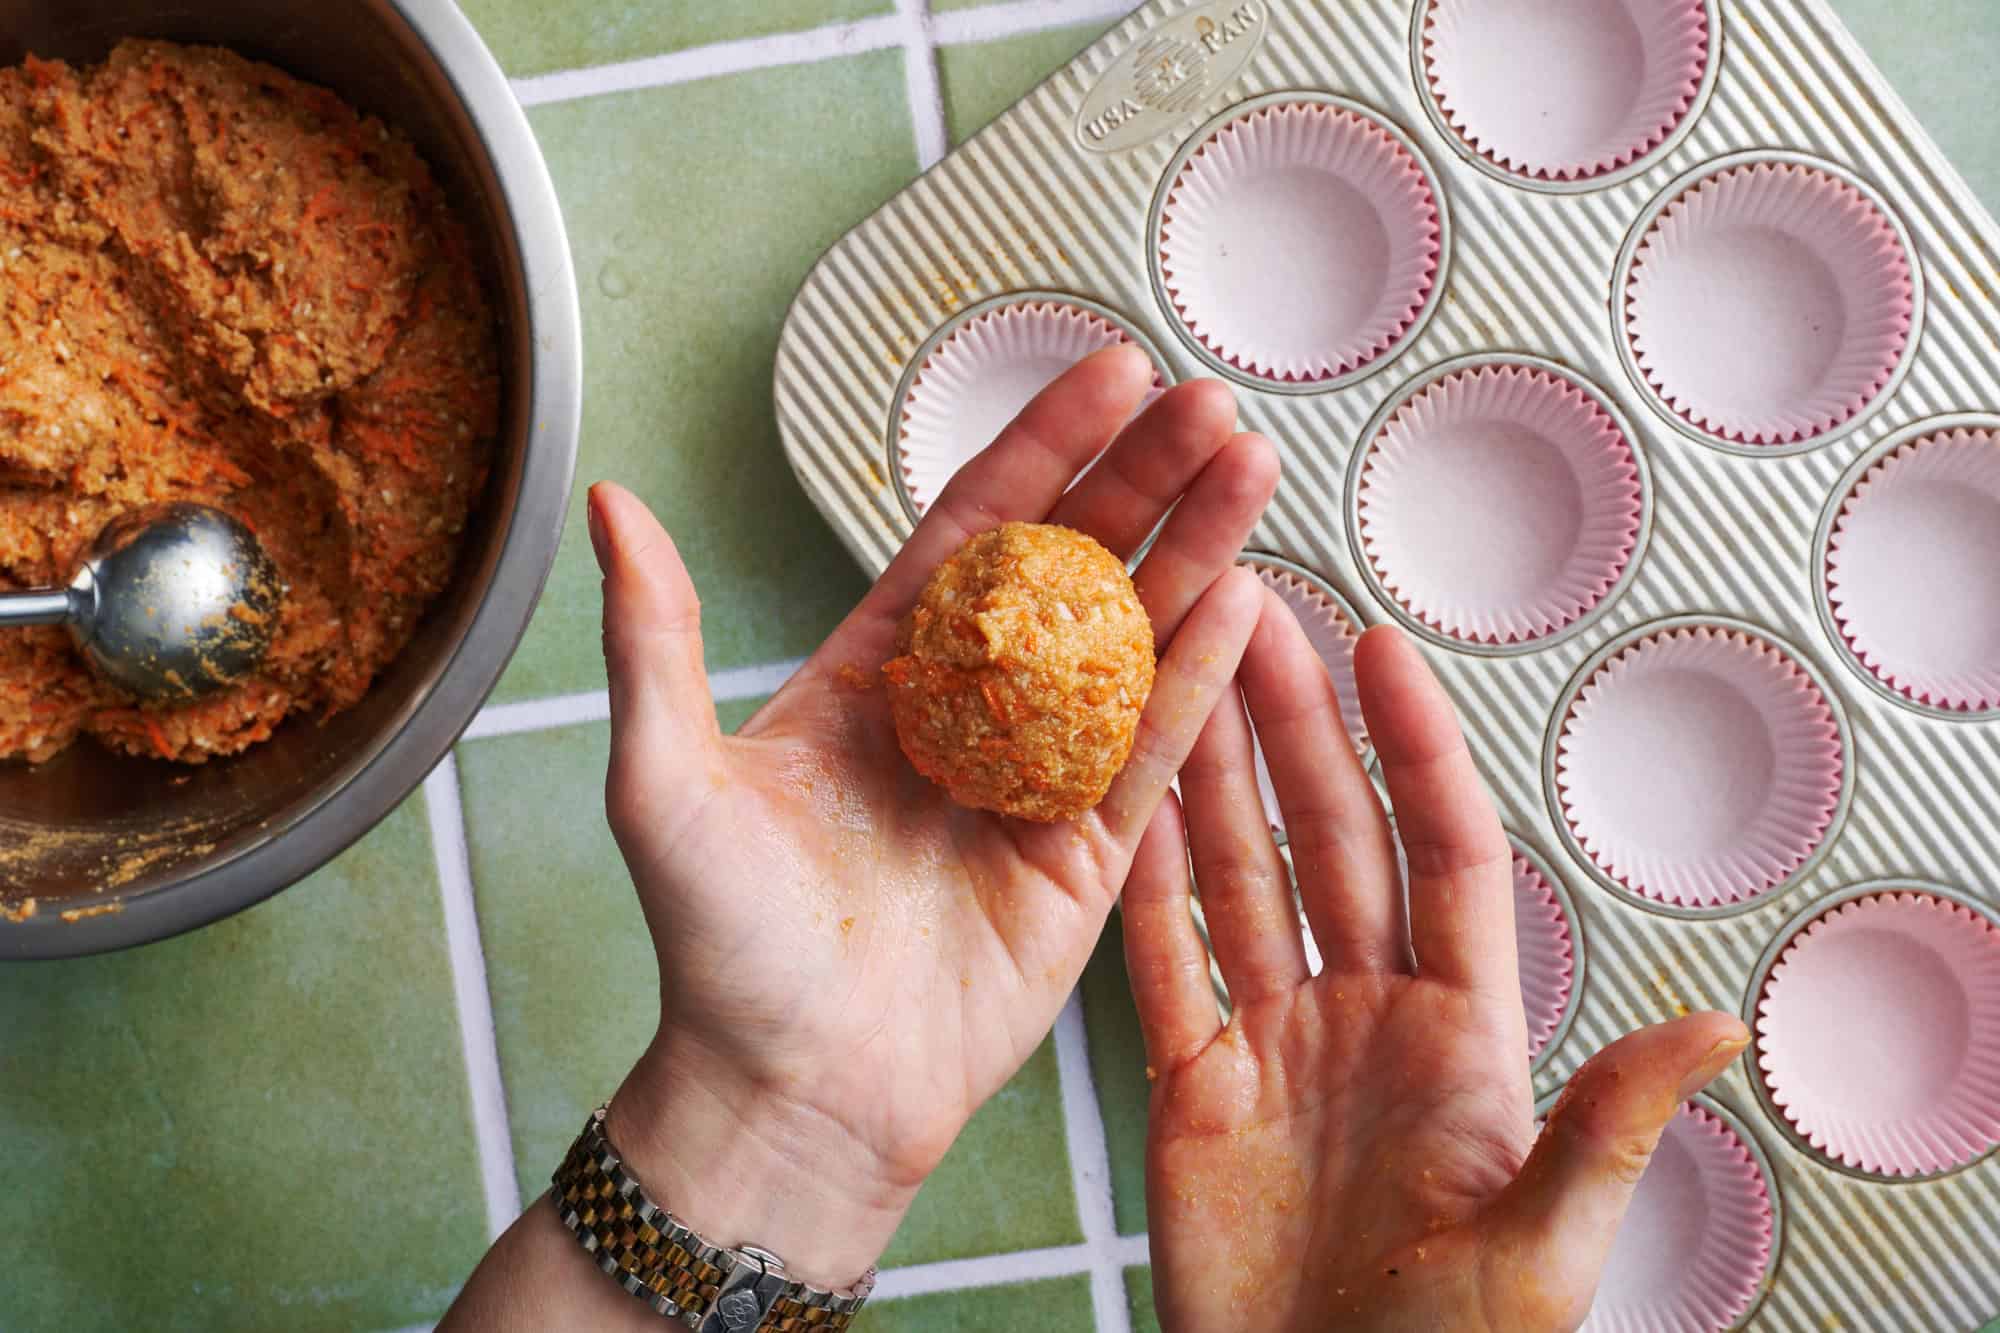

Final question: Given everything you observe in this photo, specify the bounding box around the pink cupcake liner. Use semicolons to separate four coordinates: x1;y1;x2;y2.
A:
1159;102;1441;384
1243;560;1367;840
1422;0;1710;182
898;300;1161;515
1581;1102;1775;1332
1625;161;1914;446
1756;892;2000;1177
1513;854;1576;1063
1357;364;1644;646
1826;428;2000;713
1556;626;1845;909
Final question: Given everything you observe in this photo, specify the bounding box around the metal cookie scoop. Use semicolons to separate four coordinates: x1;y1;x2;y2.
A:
0;503;286;702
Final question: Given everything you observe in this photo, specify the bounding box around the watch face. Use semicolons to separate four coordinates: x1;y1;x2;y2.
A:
716;1289;763;1331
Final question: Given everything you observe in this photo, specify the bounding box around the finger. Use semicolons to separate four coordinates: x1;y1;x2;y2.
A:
1182;685;1310;1003
1493;1013;1751;1315
1123;794;1224;1070
590;482;721;756
589;483;726;815
1129;431;1280;645
1045;379;1238;560
815;344;1155;670
1355;625;1515;994
1240;587;1405;974
1097;566;1264;851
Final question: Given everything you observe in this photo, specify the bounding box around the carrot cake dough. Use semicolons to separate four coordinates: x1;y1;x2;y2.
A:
0;40;497;763
885;522;1156;822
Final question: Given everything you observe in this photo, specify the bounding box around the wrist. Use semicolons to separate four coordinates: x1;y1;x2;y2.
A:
605;1029;916;1291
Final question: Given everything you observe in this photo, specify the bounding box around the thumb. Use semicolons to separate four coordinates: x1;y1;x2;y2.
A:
588;482;723;808
1491;1011;1751;1319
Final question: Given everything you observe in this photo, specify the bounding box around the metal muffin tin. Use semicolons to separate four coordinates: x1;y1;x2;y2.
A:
776;1;2000;1325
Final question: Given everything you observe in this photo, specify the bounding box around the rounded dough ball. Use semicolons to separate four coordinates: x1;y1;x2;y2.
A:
885;522;1156;822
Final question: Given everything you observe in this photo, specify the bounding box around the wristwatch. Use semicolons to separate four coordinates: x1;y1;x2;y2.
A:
551;1104;877;1331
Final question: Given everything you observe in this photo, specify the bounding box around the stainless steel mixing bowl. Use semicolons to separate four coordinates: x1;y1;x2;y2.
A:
0;0;581;959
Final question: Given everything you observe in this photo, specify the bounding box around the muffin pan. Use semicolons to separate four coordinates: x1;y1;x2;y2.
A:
776;0;2000;1324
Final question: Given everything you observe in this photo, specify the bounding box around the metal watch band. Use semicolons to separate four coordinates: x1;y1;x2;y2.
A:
551;1104;876;1331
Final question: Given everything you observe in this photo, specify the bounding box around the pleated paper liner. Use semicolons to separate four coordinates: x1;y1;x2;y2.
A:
1355;361;1644;648
1421;0;1711;183
1580;1100;1777;1332
1512;851;1577;1065
1756;890;2000;1178
895;297;1164;518
1157;97;1441;387
1554;623;1846;911
1825;425;2000;716
1623;157;1915;448
1241;557;1368;843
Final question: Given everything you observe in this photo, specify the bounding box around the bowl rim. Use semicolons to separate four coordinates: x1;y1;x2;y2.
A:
1;0;583;960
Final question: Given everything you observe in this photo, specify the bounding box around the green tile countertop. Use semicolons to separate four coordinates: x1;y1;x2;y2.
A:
5;2;1999;1329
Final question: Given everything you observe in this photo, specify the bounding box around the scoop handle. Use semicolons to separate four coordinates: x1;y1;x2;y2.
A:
0;588;79;628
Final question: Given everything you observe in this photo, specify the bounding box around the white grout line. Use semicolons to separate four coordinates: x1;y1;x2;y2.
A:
873;1241;1098;1301
1055;990;1138;1333
707;655;809;704
506;0;1133;110
931;0;1138;46
1110;1231;1150;1268
462;688;609;742
425;756;523;1241
897;0;952;170
510;14;907;107
871;1230;1150;1303
461;658;805;743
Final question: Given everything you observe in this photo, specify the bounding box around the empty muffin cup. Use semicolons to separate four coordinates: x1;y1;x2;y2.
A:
1354;361;1645;647
1157;98;1442;387
1580;1101;1776;1332
895;298;1163;517
1756;890;2000;1177
1825;426;2000;715
1421;0;1711;183
1512;851;1577;1064
1243;558;1368;841
1554;623;1846;911
1622;158;1916;448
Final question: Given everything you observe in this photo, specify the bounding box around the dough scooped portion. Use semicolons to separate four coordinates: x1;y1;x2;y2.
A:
885;522;1156;822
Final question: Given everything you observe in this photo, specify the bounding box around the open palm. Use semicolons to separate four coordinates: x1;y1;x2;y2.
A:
590;346;1278;1282
1125;609;1751;1332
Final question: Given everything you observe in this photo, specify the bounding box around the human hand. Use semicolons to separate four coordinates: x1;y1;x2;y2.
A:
1124;610;1751;1332
592;346;1279;1287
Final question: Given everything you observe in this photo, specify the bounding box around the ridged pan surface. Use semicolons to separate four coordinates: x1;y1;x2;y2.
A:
775;2;2000;1325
